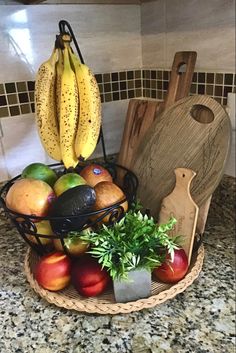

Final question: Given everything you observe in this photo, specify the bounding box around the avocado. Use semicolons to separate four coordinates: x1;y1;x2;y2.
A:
50;185;96;234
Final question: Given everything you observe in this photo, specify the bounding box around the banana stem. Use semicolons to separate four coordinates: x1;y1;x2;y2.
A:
63;47;70;70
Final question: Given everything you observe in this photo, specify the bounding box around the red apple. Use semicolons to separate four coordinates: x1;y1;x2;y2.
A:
153;248;189;283
35;252;71;291
72;255;110;297
80;164;112;187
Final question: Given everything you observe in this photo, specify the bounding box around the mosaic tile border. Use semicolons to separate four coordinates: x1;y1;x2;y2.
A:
143;70;235;105
0;70;235;118
95;70;143;103
0;81;35;118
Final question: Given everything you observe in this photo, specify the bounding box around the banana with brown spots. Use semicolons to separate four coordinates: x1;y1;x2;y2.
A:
35;49;61;161
60;47;79;169
69;49;101;161
55;48;63;130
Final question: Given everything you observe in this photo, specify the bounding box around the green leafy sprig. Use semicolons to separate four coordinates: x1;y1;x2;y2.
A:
80;210;180;281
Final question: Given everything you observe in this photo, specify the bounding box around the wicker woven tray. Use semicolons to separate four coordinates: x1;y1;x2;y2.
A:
24;245;204;314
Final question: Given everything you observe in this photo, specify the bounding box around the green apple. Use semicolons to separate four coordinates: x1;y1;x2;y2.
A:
21;163;58;187
53;173;87;196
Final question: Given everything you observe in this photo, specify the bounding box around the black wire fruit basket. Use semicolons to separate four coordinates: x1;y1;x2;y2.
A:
0;20;138;256
0;161;138;256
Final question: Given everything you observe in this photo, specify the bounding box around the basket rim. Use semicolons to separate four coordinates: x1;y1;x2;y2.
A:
24;245;205;315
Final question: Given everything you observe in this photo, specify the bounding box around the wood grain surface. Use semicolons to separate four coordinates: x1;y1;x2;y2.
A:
118;51;197;172
158;168;199;264
163;51;197;110
117;99;162;174
132;95;231;219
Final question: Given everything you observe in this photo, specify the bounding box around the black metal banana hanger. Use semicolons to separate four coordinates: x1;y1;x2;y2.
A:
58;19;107;163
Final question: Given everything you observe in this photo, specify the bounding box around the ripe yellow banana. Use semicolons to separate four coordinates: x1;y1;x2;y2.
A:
55;48;64;130
69;49;101;161
60;47;79;169
35;49;61;161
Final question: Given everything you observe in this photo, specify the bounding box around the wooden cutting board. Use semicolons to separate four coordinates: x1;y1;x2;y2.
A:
117;99;162;174
132;95;231;220
158;168;199;264
117;51;197;172
163;51;197;109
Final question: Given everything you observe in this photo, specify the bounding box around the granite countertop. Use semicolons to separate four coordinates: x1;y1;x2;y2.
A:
0;175;235;353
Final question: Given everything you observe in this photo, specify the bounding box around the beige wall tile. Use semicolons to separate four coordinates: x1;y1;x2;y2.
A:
141;0;165;68
0;114;50;178
0;4;141;82
142;33;165;68
165;27;235;72
91;99;129;159
225;131;235;177
0;139;8;182
0;99;128;179
165;0;234;32
141;0;236;72
141;0;165;35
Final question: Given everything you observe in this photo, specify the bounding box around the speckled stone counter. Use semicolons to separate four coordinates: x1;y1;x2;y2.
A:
0;175;235;353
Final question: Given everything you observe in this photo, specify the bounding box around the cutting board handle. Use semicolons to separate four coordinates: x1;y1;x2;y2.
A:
174;167;196;190
164;51;197;109
158;167;199;264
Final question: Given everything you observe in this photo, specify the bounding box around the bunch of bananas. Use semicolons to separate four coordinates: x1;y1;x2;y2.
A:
35;39;102;169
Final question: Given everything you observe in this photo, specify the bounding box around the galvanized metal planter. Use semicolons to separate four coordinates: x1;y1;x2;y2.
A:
113;269;151;303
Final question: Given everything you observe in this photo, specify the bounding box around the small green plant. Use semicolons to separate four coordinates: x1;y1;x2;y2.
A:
80;210;180;280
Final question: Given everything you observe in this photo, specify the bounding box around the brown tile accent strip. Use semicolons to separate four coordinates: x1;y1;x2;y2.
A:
5;83;16;94
0;71;235;118
9;105;20;116
97;70;143;104
20;104;31;115
7;94;18;105
0;84;5;95
0;95;7;106
0;80;37;117
143;70;235;106
16;82;27;92
29;91;34;102
0;107;9;118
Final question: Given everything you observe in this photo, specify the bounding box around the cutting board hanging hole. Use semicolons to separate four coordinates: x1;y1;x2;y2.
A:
190;104;214;124
177;63;187;75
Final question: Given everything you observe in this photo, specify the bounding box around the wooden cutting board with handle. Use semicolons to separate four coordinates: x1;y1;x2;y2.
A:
117;51;197;172
117;51;210;235
158;168;199;264
132;95;231;220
